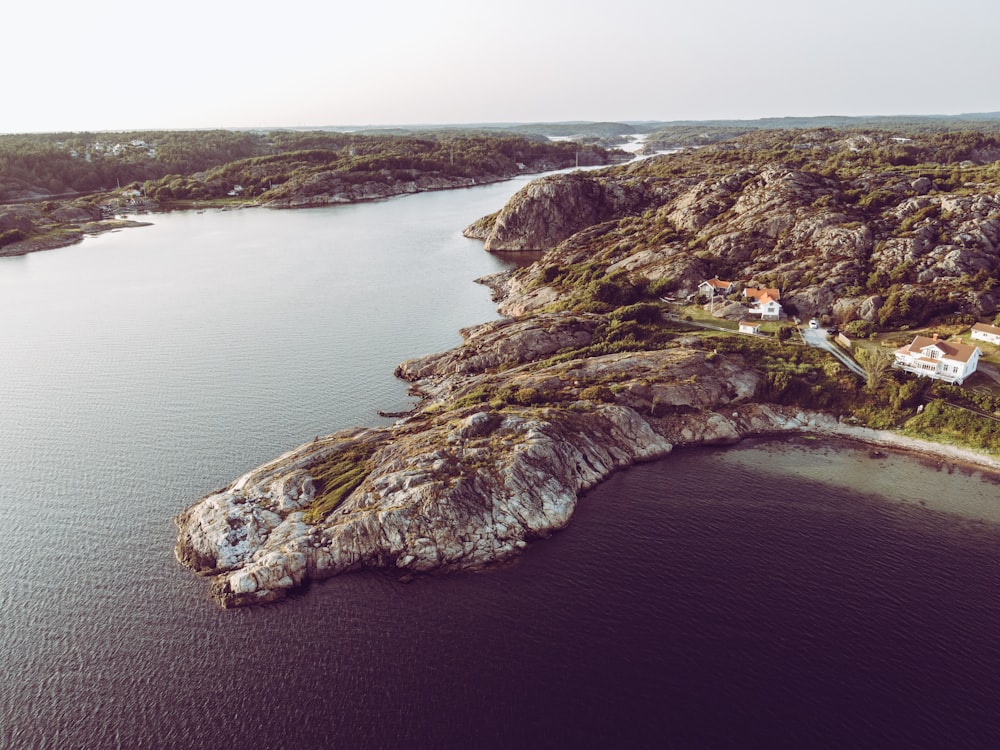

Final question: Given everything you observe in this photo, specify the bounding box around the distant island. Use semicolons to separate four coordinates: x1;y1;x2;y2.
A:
167;121;1000;607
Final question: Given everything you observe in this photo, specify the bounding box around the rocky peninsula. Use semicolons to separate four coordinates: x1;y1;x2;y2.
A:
174;324;1000;608
175;128;1000;607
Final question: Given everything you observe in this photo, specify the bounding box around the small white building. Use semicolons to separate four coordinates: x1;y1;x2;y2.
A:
971;322;1000;346
738;320;761;335
894;334;982;385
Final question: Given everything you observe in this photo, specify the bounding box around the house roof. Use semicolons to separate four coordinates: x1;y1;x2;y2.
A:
897;335;981;364
701;277;733;290
744;287;780;301
738;319;760;328
972;322;1000;336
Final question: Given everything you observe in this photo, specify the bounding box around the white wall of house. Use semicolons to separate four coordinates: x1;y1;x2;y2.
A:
756;300;781;320
971;325;1000;346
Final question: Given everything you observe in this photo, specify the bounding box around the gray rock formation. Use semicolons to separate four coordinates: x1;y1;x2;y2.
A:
472;171;665;252
175;327;845;608
465;155;1000;321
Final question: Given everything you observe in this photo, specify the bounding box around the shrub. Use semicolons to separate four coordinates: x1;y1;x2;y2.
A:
589;275;646;307
609;302;663;325
580;385;615;403
646;276;674;297
844;319;876;338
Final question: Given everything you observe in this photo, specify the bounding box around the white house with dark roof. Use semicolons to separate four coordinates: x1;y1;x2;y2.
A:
971;322;1000;346
893;334;982;385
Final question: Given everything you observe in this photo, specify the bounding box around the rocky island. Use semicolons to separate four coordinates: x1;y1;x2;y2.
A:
175;127;1000;607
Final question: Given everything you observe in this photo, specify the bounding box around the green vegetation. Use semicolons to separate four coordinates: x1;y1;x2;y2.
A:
902;395;1000;453
304;442;379;523
709;335;859;410
0;228;26;248
0;129;620;253
0;130;264;201
536;261;676;314
643;114;1000;151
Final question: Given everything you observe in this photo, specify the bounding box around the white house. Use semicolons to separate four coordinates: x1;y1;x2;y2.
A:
698;277;735;297
743;287;782;320
893;334;982;385
971;322;1000;346
738;320;761;335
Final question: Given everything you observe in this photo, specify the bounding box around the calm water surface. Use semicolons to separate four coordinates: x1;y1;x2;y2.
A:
2;179;1000;749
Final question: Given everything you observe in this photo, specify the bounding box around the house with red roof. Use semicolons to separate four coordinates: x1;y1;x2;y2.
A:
743;287;782;320
893;334;982;385
698;277;735;297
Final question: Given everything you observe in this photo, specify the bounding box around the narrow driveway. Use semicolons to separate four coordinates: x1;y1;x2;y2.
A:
801;327;867;379
664;309;868;380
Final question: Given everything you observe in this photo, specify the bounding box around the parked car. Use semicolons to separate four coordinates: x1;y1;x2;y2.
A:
808;319;819;329
827;326;839;337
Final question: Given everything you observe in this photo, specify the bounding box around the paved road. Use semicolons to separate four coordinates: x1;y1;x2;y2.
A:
977;362;1000;386
801;327;868;379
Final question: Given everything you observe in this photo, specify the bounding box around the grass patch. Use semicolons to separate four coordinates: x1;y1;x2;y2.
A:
673;303;740;330
304;442;378;523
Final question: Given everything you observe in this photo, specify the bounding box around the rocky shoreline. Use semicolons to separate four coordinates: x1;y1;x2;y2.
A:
174;333;1000;608
1;162;604;258
0;215;153;257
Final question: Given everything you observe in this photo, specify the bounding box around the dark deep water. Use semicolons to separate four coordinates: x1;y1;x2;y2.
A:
2;179;1000;749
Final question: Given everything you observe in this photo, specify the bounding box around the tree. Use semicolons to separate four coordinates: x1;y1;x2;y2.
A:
856;348;894;392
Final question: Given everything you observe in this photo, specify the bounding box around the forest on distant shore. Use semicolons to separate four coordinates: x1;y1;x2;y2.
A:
5;113;1000;203
0;129;618;204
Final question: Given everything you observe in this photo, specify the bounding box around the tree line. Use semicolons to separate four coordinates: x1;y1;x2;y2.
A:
0;130;614;203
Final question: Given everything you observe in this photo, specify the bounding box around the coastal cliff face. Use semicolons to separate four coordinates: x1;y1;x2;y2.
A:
473;171;667;252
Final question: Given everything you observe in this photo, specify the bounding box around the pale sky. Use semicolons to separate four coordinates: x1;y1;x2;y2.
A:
4;0;998;133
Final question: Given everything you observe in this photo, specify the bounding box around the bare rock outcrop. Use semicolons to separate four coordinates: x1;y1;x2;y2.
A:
466;147;1000;322
175;340;821;608
474;171;665;253
396;312;601;382
177;403;675;607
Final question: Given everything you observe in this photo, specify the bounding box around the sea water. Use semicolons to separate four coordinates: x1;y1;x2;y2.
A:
2;180;1000;749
